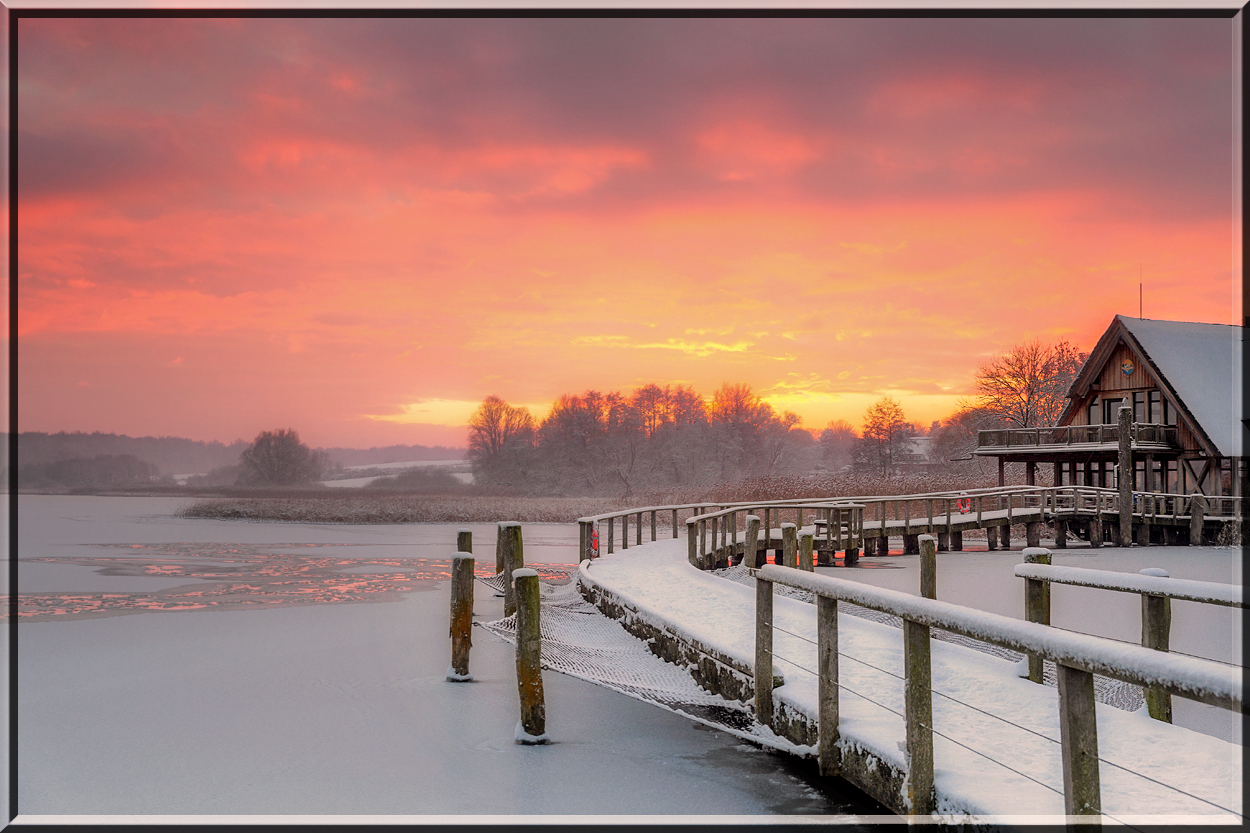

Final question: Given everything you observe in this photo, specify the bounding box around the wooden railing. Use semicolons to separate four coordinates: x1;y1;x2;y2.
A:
977;422;1178;449
1015;556;1245;722
576;487;1243;565
681;502;865;570
755;563;1243;818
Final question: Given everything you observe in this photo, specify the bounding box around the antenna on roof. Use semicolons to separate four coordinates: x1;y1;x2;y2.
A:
1139;263;1143;318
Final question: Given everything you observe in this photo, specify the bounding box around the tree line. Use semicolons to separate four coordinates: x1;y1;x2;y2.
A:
467;338;1087;496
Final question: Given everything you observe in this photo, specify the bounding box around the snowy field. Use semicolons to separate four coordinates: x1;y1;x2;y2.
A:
11;495;886;821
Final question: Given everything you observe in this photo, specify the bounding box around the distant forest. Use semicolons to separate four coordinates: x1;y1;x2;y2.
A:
5;431;465;491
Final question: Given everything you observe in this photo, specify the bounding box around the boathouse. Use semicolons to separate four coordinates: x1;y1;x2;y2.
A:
974;315;1244;499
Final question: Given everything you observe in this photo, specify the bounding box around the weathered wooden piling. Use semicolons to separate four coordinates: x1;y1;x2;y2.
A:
999;523;1011;550
499;522;524;617
745;515;761;569
949;530;963;551
1140;568;1173;722
512;568;549;744
904;618;934;814
1057;664;1101;817
755;575;774;727
799;531;814;572
1054;519;1068;548
918;535;936;600
903;533;919;554
1189;493;1207;546
1022;547;1051;684
816;595;840;777
875;534;889;556
457;528;472;554
1089;517;1103;548
986;526;999;551
781;523;797;569
1118;405;1134;547
447;552;474;682
936;532;949;552
1026;521;1042;549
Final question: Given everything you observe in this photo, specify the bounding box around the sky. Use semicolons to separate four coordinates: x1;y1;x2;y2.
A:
16;16;1241;449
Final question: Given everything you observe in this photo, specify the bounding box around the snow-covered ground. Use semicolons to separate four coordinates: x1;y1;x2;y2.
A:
11;495;885;820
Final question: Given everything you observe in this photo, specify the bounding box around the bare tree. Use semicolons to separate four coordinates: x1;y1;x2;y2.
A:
967;339;1087;428
467;395;534;487
861;396;910;476
238;428;324;485
819;419;858;472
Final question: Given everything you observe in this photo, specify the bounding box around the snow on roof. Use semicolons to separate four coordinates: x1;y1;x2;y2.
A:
1118;316;1243;457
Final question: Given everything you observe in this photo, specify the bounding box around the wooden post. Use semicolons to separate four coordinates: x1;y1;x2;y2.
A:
687;518;699;567
500;522;524;617
1057;664;1101;817
936;531;949;552
1054;518;1068;549
495;523;506;574
986;525;999;551
447;553;474;682
1140;570;1173;723
513;568;549;744
637;511;643;546
607;516;614;554
745;515;761;569
781;523;797;568
875;533;889;556
621;513;629;550
1189;493;1206;546
799;531;814;572
903;533;919;554
672;508;679;539
1026;521;1042;549
817;595;841;777
710;516;718;565
1022;548;1052;684
1118;405;1133;547
755;576;774;727
578;521;592;563
950;530;963;551
1000;522;1011;550
651;510;657;542
918;535;936;599
458;528;473;555
903;618;934;815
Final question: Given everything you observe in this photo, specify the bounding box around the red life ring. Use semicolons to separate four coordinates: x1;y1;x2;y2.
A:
590;524;600;558
957;497;971;514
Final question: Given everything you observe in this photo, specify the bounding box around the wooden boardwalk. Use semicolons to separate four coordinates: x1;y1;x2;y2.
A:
575;535;1243;821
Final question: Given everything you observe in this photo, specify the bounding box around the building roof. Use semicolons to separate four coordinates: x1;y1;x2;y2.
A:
1065;315;1242;457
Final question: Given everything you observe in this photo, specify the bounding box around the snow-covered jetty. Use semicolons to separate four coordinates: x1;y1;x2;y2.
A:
574;511;1243;822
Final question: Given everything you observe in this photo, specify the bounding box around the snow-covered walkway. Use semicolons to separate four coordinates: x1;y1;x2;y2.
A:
579;538;1243;822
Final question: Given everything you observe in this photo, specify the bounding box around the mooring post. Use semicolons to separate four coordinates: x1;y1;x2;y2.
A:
495;523;506;573
500;522;524;618
999;522;1011;550
1139;568;1173;722
936;531;949;552
903;533;919;555
986;525;999;551
903;618;934;815
755;575;774;728
918;535;937;599
950;530;963;551
1026;521;1042;549
875;533;889;556
513;568;549;744
1188;493;1207;546
458;528;472;555
817;595;841;777
1057;663;1101;818
447;552;474;682
1118;405;1133;547
745;515;761;569
799;531;814;572
781;523;798;569
1022;547;1052;683
1054;518;1068;549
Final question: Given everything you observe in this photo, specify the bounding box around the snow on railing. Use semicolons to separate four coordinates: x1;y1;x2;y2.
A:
1014;563;1245;608
680;502;866;571
755;563;1242;818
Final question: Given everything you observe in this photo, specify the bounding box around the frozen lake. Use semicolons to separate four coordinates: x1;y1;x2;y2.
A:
11;495;888;820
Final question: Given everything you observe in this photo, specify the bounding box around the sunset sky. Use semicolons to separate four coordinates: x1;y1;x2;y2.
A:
17;16;1241;449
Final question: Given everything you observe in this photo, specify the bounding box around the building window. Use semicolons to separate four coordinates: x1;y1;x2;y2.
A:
1102;397;1124;424
1088;400;1099;426
1162;397;1176;426
1132;391;1146;423
1148;390;1162;424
